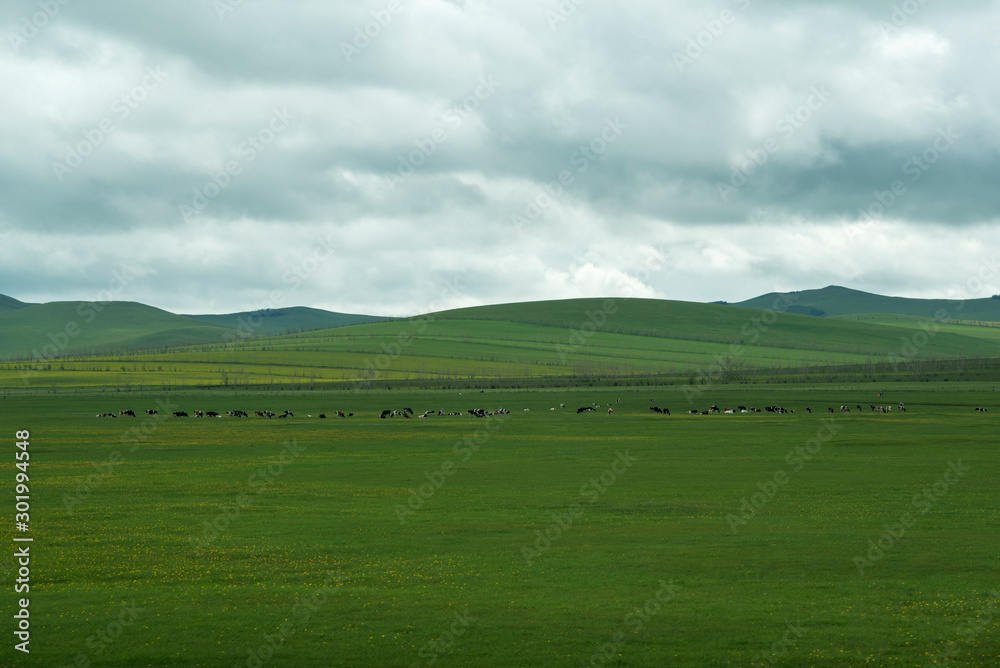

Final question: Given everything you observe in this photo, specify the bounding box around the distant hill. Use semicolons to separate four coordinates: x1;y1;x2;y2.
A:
184;306;392;336
0;301;234;360
7;295;1000;388
427;297;1000;357
735;286;1000;321
0;293;35;312
0;294;393;361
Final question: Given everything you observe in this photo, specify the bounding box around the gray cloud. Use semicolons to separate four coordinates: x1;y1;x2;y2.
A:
1;0;998;314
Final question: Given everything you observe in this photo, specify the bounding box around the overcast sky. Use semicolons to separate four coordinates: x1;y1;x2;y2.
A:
1;0;998;316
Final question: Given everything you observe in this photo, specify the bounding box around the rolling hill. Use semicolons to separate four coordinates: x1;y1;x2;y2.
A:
735;285;1000;321
183;306;392;336
0;294;392;360
0;293;34;312
7;296;999;390
0;301;235;360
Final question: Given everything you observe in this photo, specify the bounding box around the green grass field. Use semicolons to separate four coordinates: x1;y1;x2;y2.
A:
7;298;1000;392
3;383;999;666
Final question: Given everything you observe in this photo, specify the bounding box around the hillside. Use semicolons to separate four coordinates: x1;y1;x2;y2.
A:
183;306;392;336
0;293;34;312
7;297;999;390
735;285;1000;321
0;301;234;360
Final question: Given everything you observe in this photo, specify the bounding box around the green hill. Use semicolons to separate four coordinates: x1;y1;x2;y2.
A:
0;301;235;360
9;297;998;390
0;293;34;312
183;306;392;336
735;285;1000;321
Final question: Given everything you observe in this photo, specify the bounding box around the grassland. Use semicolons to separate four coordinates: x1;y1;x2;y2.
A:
4;384;999;666
6;298;1000;392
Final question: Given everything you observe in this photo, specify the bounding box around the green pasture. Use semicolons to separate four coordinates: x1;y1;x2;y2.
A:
2;383;998;666
8;299;1000;392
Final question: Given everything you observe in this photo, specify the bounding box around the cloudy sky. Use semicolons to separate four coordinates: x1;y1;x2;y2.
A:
1;0;998;316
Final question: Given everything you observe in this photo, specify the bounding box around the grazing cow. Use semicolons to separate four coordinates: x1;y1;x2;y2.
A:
119;409;136;417
805;407;811;414
649;406;663;414
687;410;698;415
828;408;835;413
336;411;346;418
607;408;612;416
145;409;158;415
206;411;220;418
560;403;565;408
577;406;595;414
975;407;988;412
380;410;391;419
173;411;188;417
319;414;327;419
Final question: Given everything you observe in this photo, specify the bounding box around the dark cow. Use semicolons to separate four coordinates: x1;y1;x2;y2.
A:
319;414;327;419
380;410;391;419
173;411;188;417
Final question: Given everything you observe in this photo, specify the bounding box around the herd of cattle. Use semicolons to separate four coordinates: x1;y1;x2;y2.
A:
94;400;991;419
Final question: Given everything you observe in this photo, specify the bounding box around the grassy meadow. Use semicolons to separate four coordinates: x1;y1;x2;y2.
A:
2;295;999;665
3;383;999;667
